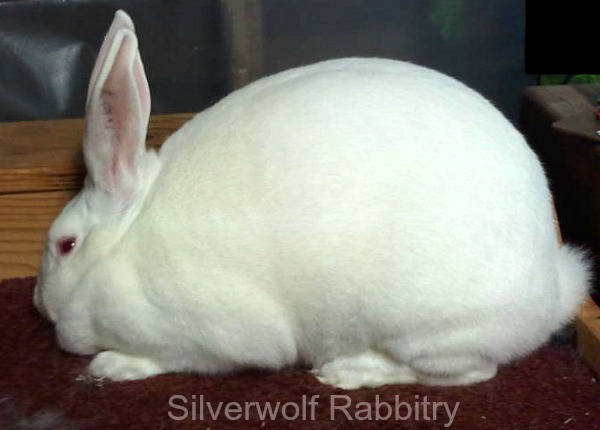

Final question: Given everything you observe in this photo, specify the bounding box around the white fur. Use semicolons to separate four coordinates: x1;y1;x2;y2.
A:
34;11;592;388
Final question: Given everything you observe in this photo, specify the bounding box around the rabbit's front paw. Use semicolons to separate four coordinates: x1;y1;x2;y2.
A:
88;351;165;381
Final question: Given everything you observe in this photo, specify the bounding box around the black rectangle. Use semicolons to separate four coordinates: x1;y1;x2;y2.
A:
525;0;599;74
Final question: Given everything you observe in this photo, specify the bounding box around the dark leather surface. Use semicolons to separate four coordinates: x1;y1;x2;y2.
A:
0;0;228;121
0;0;534;122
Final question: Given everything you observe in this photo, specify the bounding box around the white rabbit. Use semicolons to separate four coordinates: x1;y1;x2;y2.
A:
33;10;591;388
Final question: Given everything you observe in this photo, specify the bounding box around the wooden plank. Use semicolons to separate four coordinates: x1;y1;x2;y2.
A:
576;298;600;377
0;113;194;195
220;0;265;90
0;190;76;278
0;118;85;195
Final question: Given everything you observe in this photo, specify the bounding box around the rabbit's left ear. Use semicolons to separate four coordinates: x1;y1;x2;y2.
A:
83;11;150;198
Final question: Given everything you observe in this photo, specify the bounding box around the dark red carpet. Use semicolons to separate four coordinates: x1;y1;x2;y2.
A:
1;277;598;429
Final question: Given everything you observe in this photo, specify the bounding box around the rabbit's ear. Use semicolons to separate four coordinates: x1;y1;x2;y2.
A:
87;10;135;102
84;12;150;198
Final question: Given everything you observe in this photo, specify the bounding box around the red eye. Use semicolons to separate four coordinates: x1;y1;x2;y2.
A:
57;237;77;256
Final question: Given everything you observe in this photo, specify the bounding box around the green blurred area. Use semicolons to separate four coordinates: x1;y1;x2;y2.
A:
540;75;600;85
429;0;465;45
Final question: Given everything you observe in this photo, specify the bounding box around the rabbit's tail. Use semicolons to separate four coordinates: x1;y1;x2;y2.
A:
555;244;593;325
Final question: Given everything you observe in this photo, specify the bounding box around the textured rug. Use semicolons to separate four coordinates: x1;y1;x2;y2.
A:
1;277;598;429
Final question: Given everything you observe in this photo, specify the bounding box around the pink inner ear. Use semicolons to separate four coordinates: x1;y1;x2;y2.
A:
98;85;127;180
85;29;149;192
104;35;140;116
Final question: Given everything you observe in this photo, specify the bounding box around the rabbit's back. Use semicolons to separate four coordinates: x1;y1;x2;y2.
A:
158;57;548;222
138;58;558;362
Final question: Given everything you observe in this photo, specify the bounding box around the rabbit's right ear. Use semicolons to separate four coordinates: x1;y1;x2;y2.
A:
83;10;151;201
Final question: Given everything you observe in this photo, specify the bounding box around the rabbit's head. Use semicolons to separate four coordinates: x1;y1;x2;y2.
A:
34;11;159;322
